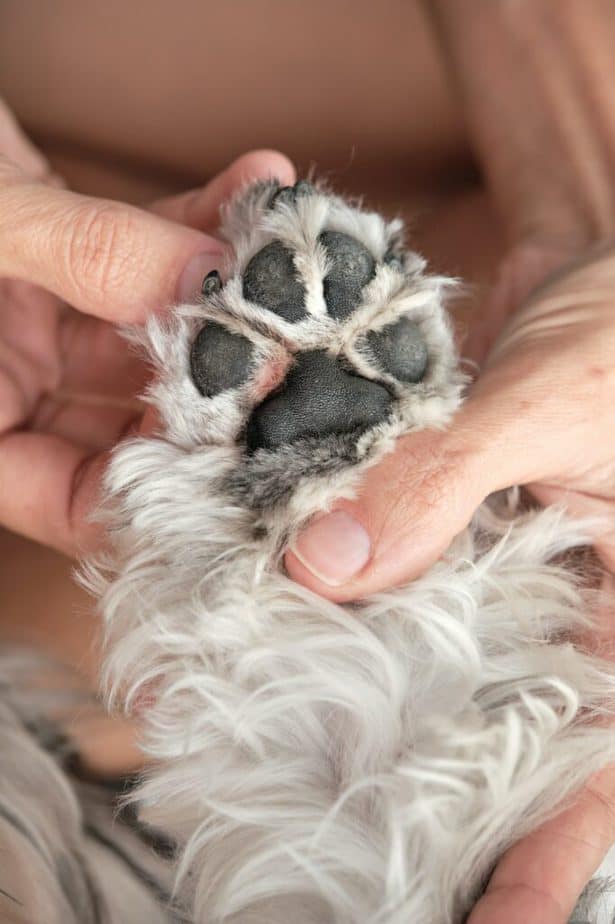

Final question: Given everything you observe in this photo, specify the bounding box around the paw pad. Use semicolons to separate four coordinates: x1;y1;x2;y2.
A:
319;230;376;320
366;317;428;384
167;179;460;506
190;322;253;398
243;240;307;323
246;351;393;453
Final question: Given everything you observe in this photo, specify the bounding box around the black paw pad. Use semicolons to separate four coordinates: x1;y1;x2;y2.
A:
190;322;254;397
366;317;428;383
246;350;392;452
242;240;307;323
319;231;376;320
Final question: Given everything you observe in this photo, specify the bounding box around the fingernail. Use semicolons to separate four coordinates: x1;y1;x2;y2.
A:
292;511;371;586
178;249;225;302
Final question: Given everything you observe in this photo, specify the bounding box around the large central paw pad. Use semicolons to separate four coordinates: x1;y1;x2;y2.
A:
158;179;460;510
246;351;393;452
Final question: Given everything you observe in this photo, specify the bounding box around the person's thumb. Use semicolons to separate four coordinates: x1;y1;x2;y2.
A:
284;350;595;603
285;406;492;603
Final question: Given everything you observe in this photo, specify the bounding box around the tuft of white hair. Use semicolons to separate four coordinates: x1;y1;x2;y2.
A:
84;180;615;924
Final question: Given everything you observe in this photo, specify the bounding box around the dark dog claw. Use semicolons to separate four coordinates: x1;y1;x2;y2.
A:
201;270;222;298
269;180;314;210
270;185;296;208
293;180;314;197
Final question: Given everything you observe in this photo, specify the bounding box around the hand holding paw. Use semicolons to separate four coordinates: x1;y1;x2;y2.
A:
0;94;294;554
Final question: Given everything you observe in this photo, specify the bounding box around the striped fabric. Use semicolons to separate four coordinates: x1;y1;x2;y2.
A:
0;651;184;924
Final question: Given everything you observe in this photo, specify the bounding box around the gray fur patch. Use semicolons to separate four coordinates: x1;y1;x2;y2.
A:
228;432;359;509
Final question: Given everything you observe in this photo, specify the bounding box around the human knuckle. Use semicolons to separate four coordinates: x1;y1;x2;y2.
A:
62;201;140;299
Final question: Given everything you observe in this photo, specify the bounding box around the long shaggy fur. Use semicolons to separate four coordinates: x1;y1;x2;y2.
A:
82;180;615;923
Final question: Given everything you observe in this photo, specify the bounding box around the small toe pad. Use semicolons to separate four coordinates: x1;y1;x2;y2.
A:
242;240;307;323
191;322;254;397
319;231;376;320
246;350;392;452
366;317;428;383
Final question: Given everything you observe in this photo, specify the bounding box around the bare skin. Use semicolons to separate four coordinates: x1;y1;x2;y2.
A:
0;1;466;197
0;3;614;922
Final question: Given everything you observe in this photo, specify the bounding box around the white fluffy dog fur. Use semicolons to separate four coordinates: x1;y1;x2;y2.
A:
79;180;615;923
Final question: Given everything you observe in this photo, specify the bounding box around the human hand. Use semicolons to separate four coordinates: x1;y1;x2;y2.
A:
466;762;615;924
288;5;615;918
285;236;615;924
288;6;615;917
0;97;295;556
287;242;615;596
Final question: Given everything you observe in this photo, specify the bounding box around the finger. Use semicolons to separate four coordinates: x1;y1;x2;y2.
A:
58;312;150;398
285;418;488;602
150;149;295;230
285;365;603;601
468;767;615;924
0;431;108;556
33;393;142;452
0;157;226;323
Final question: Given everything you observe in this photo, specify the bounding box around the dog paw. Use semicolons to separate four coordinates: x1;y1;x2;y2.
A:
144;179;462;536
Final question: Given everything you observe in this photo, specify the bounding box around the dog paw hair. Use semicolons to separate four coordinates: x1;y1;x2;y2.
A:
134;178;463;551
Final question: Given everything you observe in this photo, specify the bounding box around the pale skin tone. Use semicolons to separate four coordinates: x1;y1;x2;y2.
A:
1;2;615;921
